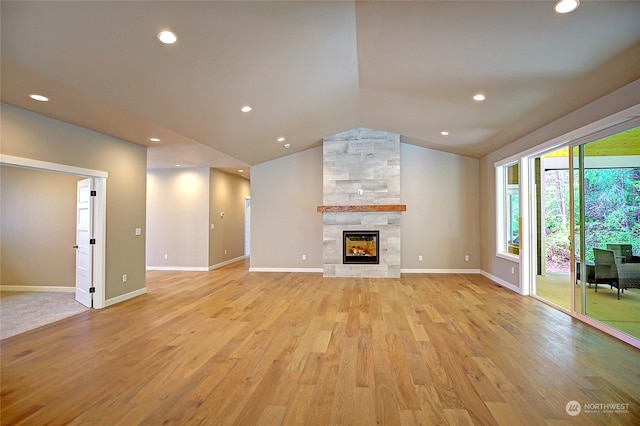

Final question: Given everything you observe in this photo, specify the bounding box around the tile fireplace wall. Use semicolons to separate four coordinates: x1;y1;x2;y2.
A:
321;128;401;278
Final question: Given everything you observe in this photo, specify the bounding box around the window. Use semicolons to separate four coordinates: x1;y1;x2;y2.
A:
497;162;520;257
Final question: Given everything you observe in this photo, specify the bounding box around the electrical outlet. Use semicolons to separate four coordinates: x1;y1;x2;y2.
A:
224;249;227;255
164;254;168;259
122;274;127;283
302;254;307;261
464;255;470;261
511;266;515;274
418;255;423;261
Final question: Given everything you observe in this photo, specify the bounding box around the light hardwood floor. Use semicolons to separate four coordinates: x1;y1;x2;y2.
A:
1;260;639;425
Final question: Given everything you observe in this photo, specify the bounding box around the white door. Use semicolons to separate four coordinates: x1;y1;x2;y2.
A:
245;197;251;256
75;178;93;308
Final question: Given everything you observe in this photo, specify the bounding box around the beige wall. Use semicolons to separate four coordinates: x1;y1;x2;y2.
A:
209;169;251;267
250;142;481;271
1;103;147;301
479;80;640;289
400;144;480;270
250;147;323;269
1;166;80;287
146;167;250;269
146;168;210;268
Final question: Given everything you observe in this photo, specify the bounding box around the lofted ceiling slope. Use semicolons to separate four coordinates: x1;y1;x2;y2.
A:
1;1;639;173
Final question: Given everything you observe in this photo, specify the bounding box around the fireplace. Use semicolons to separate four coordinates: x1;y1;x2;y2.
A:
343;231;379;264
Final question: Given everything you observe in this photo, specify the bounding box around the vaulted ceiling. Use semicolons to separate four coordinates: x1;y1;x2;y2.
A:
2;1;639;175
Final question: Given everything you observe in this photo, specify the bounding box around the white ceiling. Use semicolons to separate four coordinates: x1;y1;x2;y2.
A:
2;1;639;176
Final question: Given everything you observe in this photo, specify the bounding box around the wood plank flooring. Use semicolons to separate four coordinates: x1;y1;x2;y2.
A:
2;260;639;425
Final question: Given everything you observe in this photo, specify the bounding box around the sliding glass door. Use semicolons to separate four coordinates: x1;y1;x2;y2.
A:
531;126;640;343
581;130;640;339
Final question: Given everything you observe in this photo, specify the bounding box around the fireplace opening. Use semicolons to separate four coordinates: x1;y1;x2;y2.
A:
343;230;379;264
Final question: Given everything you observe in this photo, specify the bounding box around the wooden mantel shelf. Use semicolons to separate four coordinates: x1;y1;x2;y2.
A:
317;204;407;213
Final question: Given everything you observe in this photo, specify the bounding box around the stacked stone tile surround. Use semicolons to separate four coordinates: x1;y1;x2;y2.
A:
321;128;401;278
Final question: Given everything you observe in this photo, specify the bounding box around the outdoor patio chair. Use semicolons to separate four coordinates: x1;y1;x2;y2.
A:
593;248;619;295
606;243;640;263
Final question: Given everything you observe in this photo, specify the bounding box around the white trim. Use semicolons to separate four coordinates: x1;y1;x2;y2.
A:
92;178;107;309
146;266;210;272
480;270;523;294
401;268;481;274
209;256;248;271
0;154;109;178
146;256;249;272
0;155;108;310
496;166;506;256
0;285;75;293
105;287;147;307
496;252;520;263
249;267;483;274
249;267;323;273
519;158;532;296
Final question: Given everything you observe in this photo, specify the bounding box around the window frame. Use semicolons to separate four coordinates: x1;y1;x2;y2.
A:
496;161;521;262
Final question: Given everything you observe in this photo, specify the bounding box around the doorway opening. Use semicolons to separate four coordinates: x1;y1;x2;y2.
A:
0;155;107;309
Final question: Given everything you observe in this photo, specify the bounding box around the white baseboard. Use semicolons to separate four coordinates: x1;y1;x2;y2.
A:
480;270;522;294
146;266;209;271
146;256;248;272
105;287;147;307
249;267;323;273
0;285;75;293
250;267;480;274
209;256;248;271
401;268;482;274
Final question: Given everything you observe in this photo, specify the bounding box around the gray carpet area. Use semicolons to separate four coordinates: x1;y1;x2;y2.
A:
0;291;89;339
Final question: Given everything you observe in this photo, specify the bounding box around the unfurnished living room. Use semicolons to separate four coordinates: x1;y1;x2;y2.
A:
1;1;639;425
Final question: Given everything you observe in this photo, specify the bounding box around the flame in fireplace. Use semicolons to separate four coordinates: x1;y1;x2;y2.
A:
350;246;369;256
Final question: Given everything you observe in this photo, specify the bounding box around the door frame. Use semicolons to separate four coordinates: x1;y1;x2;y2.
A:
0;154;107;309
518;106;640;349
245;196;251;257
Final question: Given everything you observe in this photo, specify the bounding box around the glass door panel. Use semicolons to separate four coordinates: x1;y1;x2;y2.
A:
581;127;640;339
533;147;572;310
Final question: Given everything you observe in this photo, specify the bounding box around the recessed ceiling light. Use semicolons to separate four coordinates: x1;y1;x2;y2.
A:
277;137;285;142
241;106;252;113
149;138;160;142
175;164;181;167
158;30;177;45
29;94;49;102
441;131;449;136
473;94;486;102
238;169;244;173
555;0;579;13
283;143;291;149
